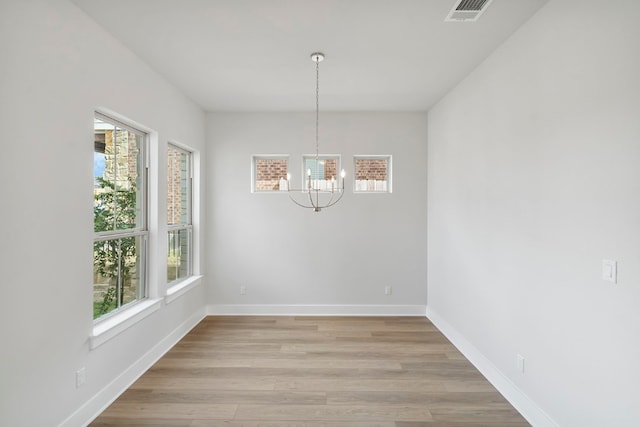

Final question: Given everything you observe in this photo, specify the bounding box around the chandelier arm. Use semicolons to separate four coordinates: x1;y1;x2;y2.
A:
288;191;317;209
323;189;345;208
323;189;337;206
308;189;318;209
287;186;345;210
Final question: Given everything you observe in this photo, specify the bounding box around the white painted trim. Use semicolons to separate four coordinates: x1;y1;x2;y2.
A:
91;298;162;349
165;275;203;305
208;304;427;316
60;307;206;427
426;307;559;427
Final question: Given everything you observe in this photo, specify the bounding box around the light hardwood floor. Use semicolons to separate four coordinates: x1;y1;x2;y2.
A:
90;316;529;426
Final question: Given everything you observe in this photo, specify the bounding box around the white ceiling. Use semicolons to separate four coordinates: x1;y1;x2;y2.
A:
72;0;548;112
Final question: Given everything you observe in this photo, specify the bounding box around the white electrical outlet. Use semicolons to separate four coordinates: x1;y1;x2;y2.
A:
76;367;86;388
516;354;525;374
240;286;247;295
384;286;392;295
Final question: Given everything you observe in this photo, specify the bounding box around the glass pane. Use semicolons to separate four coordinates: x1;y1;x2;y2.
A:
94;119;113;232
93;235;144;320
355;158;390;192
93;239;115;319
254;158;287;191
120;236;143;305
303;156;338;191
168;146;189;225
93;116;143;232
168;228;191;283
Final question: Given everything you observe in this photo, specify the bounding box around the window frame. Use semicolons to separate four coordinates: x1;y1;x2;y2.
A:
353;155;393;193
251;155;290;193
93;111;149;322
167;143;193;286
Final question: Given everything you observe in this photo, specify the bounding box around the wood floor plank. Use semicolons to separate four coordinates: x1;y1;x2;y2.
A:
118;389;327;405
443;380;500;392
190;421;396;427
396;423;529;427
97;403;237;419
162;349;308;360
129;376;276;391
296;350;451;362
325;390;509;406
280;342;456;354
274;378;449;393
144;366;461;381
430;406;531;424
89;316;529;426
91;418;193;426
233;404;433;422
153;356;401;370
249;358;403;370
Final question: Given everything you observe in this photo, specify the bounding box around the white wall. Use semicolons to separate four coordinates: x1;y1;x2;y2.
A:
0;1;206;425
207;112;427;314
427;0;640;425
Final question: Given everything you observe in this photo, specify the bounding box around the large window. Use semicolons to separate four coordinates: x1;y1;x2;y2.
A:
167;144;192;284
93;113;147;320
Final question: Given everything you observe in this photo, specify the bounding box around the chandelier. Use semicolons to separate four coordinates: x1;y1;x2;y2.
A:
287;52;346;212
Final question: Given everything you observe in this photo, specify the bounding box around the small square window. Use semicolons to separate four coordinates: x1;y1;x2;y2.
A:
252;156;289;192
302;155;340;191
354;155;392;193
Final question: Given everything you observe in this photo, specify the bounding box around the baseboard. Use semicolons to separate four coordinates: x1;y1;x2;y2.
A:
59;307;206;427
208;304;427;316
425;307;558;427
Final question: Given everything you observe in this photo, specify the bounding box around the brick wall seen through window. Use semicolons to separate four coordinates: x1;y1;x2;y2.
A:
254;157;288;191
354;156;392;192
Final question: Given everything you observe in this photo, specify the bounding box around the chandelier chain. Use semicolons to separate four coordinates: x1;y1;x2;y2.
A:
315;58;320;161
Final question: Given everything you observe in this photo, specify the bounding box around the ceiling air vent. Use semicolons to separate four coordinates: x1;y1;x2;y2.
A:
445;0;494;22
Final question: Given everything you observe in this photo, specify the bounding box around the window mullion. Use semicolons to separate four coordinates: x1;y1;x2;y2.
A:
116;239;122;310
94;229;146;242
140;234;147;300
112;127;118;231
188;175;193;226
167;224;190;232
188;227;193;276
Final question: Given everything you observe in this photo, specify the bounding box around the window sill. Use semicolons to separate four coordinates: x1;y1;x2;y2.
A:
166;275;203;305
251;191;290;194
354;191;393;194
90;298;162;350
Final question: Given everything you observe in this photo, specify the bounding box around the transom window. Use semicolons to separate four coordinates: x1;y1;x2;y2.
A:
93;112;148;320
167;144;193;284
303;155;340;191
252;155;289;192
354;155;392;193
